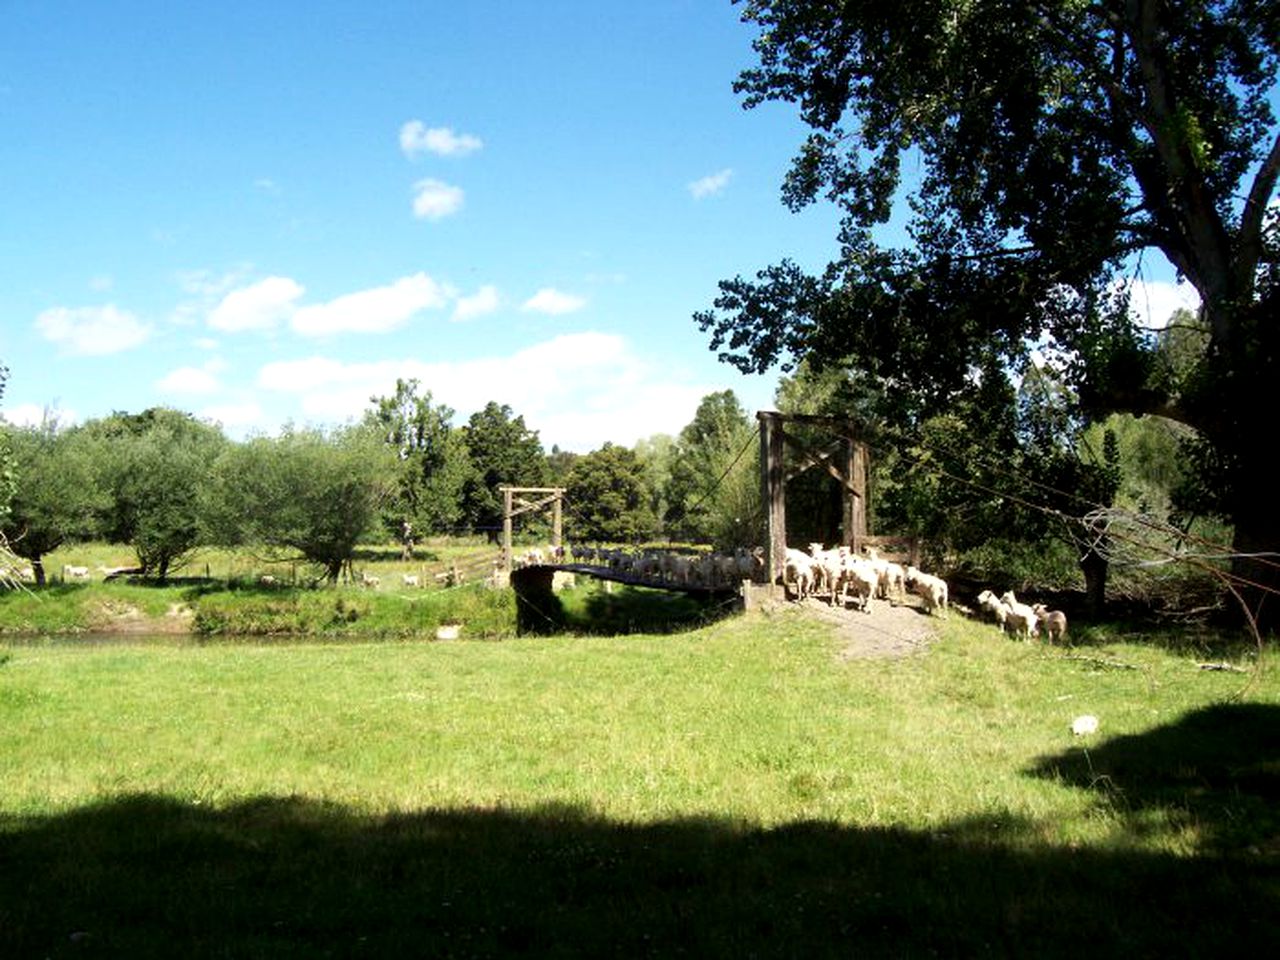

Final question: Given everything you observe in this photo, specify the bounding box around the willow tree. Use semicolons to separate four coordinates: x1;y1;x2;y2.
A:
698;0;1279;622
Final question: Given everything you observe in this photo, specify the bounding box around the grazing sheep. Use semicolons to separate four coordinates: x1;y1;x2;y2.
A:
259;574;278;586
999;591;1039;640
402;573;420;588
360;571;380;589
905;565;949;615
62;564;90;581
1032;603;1068;643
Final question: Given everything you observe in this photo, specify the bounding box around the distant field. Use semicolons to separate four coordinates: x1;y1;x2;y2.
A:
1;605;1275;957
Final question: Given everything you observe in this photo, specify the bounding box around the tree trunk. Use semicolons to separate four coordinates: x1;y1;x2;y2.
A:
1080;547;1108;619
1227;500;1280;633
32;556;46;587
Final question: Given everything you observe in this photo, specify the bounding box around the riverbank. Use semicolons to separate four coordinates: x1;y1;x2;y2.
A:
0;579;518;640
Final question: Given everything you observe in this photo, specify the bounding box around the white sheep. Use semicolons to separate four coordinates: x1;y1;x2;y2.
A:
63;564;90;581
360;571;381;589
864;547;906;605
999;591;1039;640
784;548;815;600
840;555;879;613
975;589;1011;628
401;573;420;588
1032;604;1068;643
905;565;949;616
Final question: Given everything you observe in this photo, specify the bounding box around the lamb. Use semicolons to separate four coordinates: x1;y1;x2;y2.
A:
784;548;815;601
864;547;906;605
62;564;90;581
840;555;880;613
905;565;949;615
360;571;381;589
999;591;1039;640
401;573;420;588
975;589;1011;628
807;543;847;606
1031;604;1068;643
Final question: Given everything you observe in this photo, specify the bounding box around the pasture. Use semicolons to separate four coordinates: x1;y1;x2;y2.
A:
1;583;1276;956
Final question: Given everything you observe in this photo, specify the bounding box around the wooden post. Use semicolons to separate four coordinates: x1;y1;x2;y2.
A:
502;486;514;571
758;412;787;586
843;436;867;553
552;494;562;552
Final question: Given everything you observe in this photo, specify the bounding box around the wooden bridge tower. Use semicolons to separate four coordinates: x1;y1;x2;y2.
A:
500;486;565;571
757;412;869;586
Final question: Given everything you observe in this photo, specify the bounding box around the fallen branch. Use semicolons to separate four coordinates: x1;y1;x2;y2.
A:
1061;654;1139;671
1197;661;1249;673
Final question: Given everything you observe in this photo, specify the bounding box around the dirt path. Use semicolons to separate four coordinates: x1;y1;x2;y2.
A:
800;594;940;660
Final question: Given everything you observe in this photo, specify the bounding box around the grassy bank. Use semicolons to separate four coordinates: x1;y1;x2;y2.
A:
1;609;1276;956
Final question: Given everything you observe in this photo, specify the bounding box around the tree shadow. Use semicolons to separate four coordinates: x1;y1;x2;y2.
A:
1025;702;1280;856
1;794;1275;958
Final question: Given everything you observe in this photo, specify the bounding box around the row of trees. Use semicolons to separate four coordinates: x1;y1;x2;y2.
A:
2;356;1195;606
0;381;771;585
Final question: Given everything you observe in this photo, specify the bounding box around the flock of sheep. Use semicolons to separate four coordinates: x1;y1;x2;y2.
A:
519;543;766;590
975;589;1068;642
781;544;950;614
18;546;1067;642
521;540;1067;641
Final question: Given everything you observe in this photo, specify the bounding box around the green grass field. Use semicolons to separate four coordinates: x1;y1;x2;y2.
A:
1;594;1276;957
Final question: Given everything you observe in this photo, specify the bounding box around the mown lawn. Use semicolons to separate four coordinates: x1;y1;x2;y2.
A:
0;605;1276;957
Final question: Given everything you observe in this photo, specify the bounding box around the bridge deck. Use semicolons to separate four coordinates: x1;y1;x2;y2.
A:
519;563;744;596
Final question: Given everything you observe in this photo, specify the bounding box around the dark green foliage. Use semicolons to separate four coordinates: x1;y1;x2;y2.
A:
2;421;106;585
205;426;393;582
663;390;758;547
565;443;658;544
364;379;471;536
702;0;1280;619
81;408;228;579
460;401;550;539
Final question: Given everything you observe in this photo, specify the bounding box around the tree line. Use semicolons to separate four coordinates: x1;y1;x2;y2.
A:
2;361;1197;607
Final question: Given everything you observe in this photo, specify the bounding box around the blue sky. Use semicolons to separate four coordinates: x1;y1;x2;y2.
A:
0;1;1197;451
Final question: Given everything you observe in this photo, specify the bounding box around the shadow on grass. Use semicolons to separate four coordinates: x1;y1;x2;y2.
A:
1;794;1275;958
1026;702;1280;857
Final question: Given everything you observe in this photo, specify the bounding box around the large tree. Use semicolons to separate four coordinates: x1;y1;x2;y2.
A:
565;443;659;544
205;425;393;583
83;408;228;580
698;0;1279;621
2;420;105;585
365;379;471;537
460;402;549;541
663;390;759;547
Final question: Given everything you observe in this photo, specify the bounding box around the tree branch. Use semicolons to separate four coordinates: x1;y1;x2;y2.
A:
1237;128;1280;290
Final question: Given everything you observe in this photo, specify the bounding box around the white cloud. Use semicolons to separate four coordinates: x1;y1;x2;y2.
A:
208;276;304;333
200;402;264;430
688;168;733;199
1124;279;1201;329
399;121;483;158
194;337;219;350
521;288;586;316
412;178;465;220
291;273;450;337
157;366;221;394
452;285;500;321
35;304;150;355
254;331;723;451
1;402;79;429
